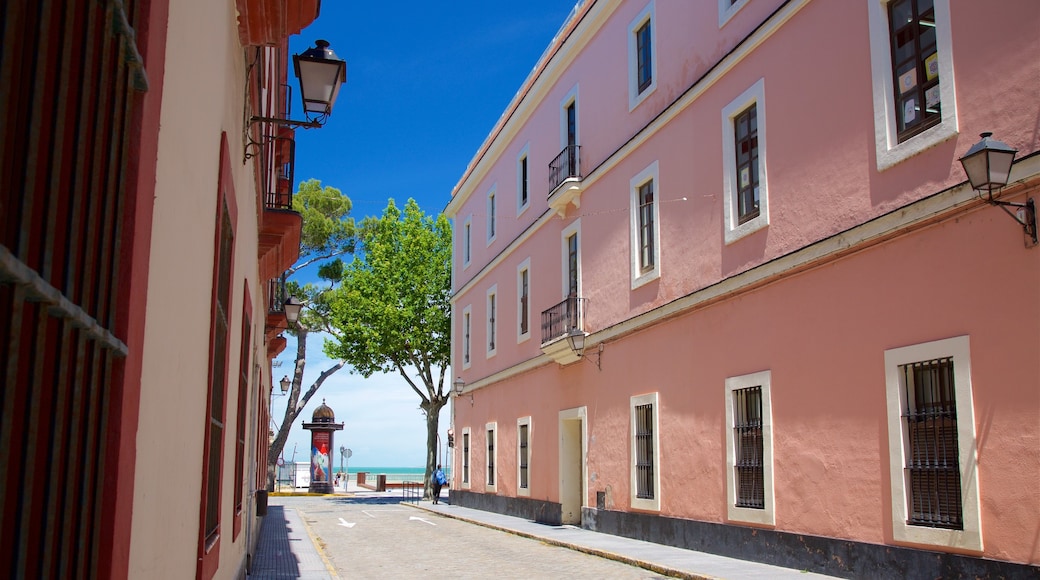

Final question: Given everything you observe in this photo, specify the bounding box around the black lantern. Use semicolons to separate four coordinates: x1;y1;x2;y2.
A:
959;132;1036;245
283;296;303;327
293;40;347;118
566;328;586;357
453;377;465;397
279;375;290;394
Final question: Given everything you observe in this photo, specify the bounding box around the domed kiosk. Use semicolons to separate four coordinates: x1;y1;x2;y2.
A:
302;399;343;494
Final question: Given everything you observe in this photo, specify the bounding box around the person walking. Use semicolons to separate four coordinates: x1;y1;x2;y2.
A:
432;464;447;504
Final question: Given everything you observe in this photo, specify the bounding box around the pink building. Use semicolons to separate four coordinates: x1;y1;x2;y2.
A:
445;0;1039;576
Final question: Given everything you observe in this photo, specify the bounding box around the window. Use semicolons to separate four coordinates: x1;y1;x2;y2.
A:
725;370;774;526
486;422;497;492
463;216;472;268
733;386;763;509
517;145;530;215
628;2;657;109
518;416;531;496
487;188;497;244
462;428;471;487
630;393;660;511
517;259;531;342
232;287;252;540
718;0;750;28
200;198;234;576
884;336;981;551
486;285;497;357
561;219;581;299
629;161;660;288
462;305;472;369
868;0;957;170
722;79;769;243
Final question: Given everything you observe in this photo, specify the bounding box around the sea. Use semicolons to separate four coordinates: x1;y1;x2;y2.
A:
279;465;450;485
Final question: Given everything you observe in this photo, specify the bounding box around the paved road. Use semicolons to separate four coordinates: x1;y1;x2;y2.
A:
275;495;672;579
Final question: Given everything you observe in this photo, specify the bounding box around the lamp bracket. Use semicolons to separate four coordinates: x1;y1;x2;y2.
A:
249;115;324;129
984;195;1037;246
578;343;603;371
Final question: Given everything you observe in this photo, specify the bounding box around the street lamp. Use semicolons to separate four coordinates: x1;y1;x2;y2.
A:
566;328;602;370
453;377;472;405
283;296;303;327
279;375;290;394
958;132;1036;246
249;39;347;130
294;40;347;118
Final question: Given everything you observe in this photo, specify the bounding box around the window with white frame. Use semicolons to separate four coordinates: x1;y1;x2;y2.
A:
868;0;957;171
883;336;981;551
725;370;774;526
630;393;660;511
486;422;497;492
718;0;750;28
487;188;497;244
517;416;531;496
462;428;471;487
629;161;660;288
463;216;472;268
517;259;531;342
486;285;497;357
561;220;581;299
517;145;530;216
722;79;768;244
628;2;657;110
461;305;472;369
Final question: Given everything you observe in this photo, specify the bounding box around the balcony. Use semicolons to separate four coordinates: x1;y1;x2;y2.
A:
547;144;583;217
540;296;587;365
265;276;289;337
258;130;302;284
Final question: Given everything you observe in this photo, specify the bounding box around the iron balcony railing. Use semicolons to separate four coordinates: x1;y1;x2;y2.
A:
268;275;288;314
548;144;581;196
263;133;295;210
541;295;587;345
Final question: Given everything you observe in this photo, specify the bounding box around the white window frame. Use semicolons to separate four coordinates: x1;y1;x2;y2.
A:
485;285;497;358
462;215;472;269
629;161;661;288
718;0;750;28
461;427;472;489
561;219;582;300
721;78;769;244
517;144;531;217
486;186;497;245
560;84;579;150
516;258;531;343
628;1;657;111
867;0;958;171
461;305;472;370
724;370;775;526
630;392;661;511
485;421;498;493
517;416;532;497
883;335;982;551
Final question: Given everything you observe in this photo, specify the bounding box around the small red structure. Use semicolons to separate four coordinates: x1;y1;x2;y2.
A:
301;400;343;494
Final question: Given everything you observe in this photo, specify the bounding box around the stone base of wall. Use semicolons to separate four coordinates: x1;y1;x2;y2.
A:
448;490;562;526
583;507;1037;579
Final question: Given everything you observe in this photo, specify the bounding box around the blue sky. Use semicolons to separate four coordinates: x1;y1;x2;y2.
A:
271;2;579;469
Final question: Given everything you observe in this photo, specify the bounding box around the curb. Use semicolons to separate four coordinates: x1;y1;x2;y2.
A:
297;507;342;580
402;502;720;580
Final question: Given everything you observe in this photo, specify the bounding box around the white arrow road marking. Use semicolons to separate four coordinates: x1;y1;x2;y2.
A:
409;516;436;526
338;518;356;528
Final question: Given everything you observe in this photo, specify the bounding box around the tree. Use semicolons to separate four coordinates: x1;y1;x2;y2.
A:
267;179;355;490
324;199;452;498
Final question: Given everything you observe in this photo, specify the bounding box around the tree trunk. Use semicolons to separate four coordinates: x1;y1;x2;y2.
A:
265;325;346;491
424;397;447;499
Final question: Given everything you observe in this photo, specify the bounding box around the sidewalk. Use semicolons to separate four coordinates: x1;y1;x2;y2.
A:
408;501;838;580
249;504;339;579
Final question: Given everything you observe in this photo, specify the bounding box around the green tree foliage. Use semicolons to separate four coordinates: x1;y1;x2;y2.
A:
324;198;452;496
